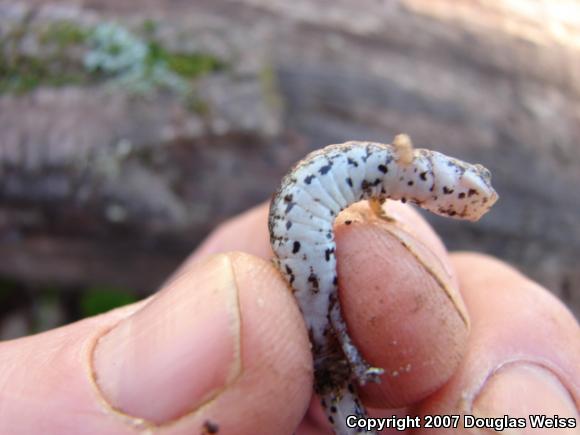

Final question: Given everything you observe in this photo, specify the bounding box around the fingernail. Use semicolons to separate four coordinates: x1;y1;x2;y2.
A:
381;220;469;327
339;202;469;328
473;362;578;420
92;254;241;425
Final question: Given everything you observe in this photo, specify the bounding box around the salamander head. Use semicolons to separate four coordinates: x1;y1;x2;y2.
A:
448;162;498;221
418;153;499;221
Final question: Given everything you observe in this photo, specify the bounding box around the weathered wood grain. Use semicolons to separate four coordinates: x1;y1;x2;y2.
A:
1;0;578;316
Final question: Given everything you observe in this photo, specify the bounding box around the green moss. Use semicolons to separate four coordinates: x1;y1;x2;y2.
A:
141;19;158;37
146;41;223;79
184;94;210;115
259;63;284;112
40;21;87;48
0;18;224;96
165;52;223;78
0;54;88;94
0;55;44;94
80;285;138;317
0;20;90;94
144;40;165;68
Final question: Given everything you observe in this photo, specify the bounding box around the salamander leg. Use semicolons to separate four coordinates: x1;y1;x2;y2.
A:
329;296;384;385
393;133;414;165
369;198;396;222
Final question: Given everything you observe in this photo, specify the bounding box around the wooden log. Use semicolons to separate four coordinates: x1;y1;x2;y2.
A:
1;0;578;315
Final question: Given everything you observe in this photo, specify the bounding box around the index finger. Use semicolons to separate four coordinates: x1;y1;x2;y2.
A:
334;200;468;409
190;201;470;410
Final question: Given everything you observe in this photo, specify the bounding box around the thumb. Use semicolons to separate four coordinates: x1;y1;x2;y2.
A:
0;253;312;435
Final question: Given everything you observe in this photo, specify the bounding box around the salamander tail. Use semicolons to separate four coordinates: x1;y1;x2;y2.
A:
320;381;377;435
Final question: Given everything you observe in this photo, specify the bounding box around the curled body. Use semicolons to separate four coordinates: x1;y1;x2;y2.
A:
268;136;498;435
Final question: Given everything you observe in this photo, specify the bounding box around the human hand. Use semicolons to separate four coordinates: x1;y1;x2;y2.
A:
0;202;578;434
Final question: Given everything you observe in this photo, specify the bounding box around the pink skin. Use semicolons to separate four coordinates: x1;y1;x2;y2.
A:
0;202;578;434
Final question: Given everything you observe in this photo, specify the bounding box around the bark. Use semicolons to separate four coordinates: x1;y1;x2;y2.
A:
1;0;579;315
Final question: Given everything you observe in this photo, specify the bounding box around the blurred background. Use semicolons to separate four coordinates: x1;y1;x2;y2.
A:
1;0;579;339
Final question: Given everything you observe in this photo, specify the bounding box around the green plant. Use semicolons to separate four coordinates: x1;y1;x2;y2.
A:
0;19;225;100
40;21;88;48
80;285;138;317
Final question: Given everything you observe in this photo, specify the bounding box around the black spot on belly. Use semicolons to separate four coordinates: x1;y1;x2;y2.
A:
458;192;466;199
286;221;292;229
283;194;295;213
304;174;315;184
292;241;301;254
468;188;478;197
443;186;454;194
344;220;352;225
420;171;427;181
319;162;333;175
347;157;359;167
325;247;335;261
308;272;320;292
346;177;353;187
285;265;295;284
407;180;414;186
378;164;388;173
